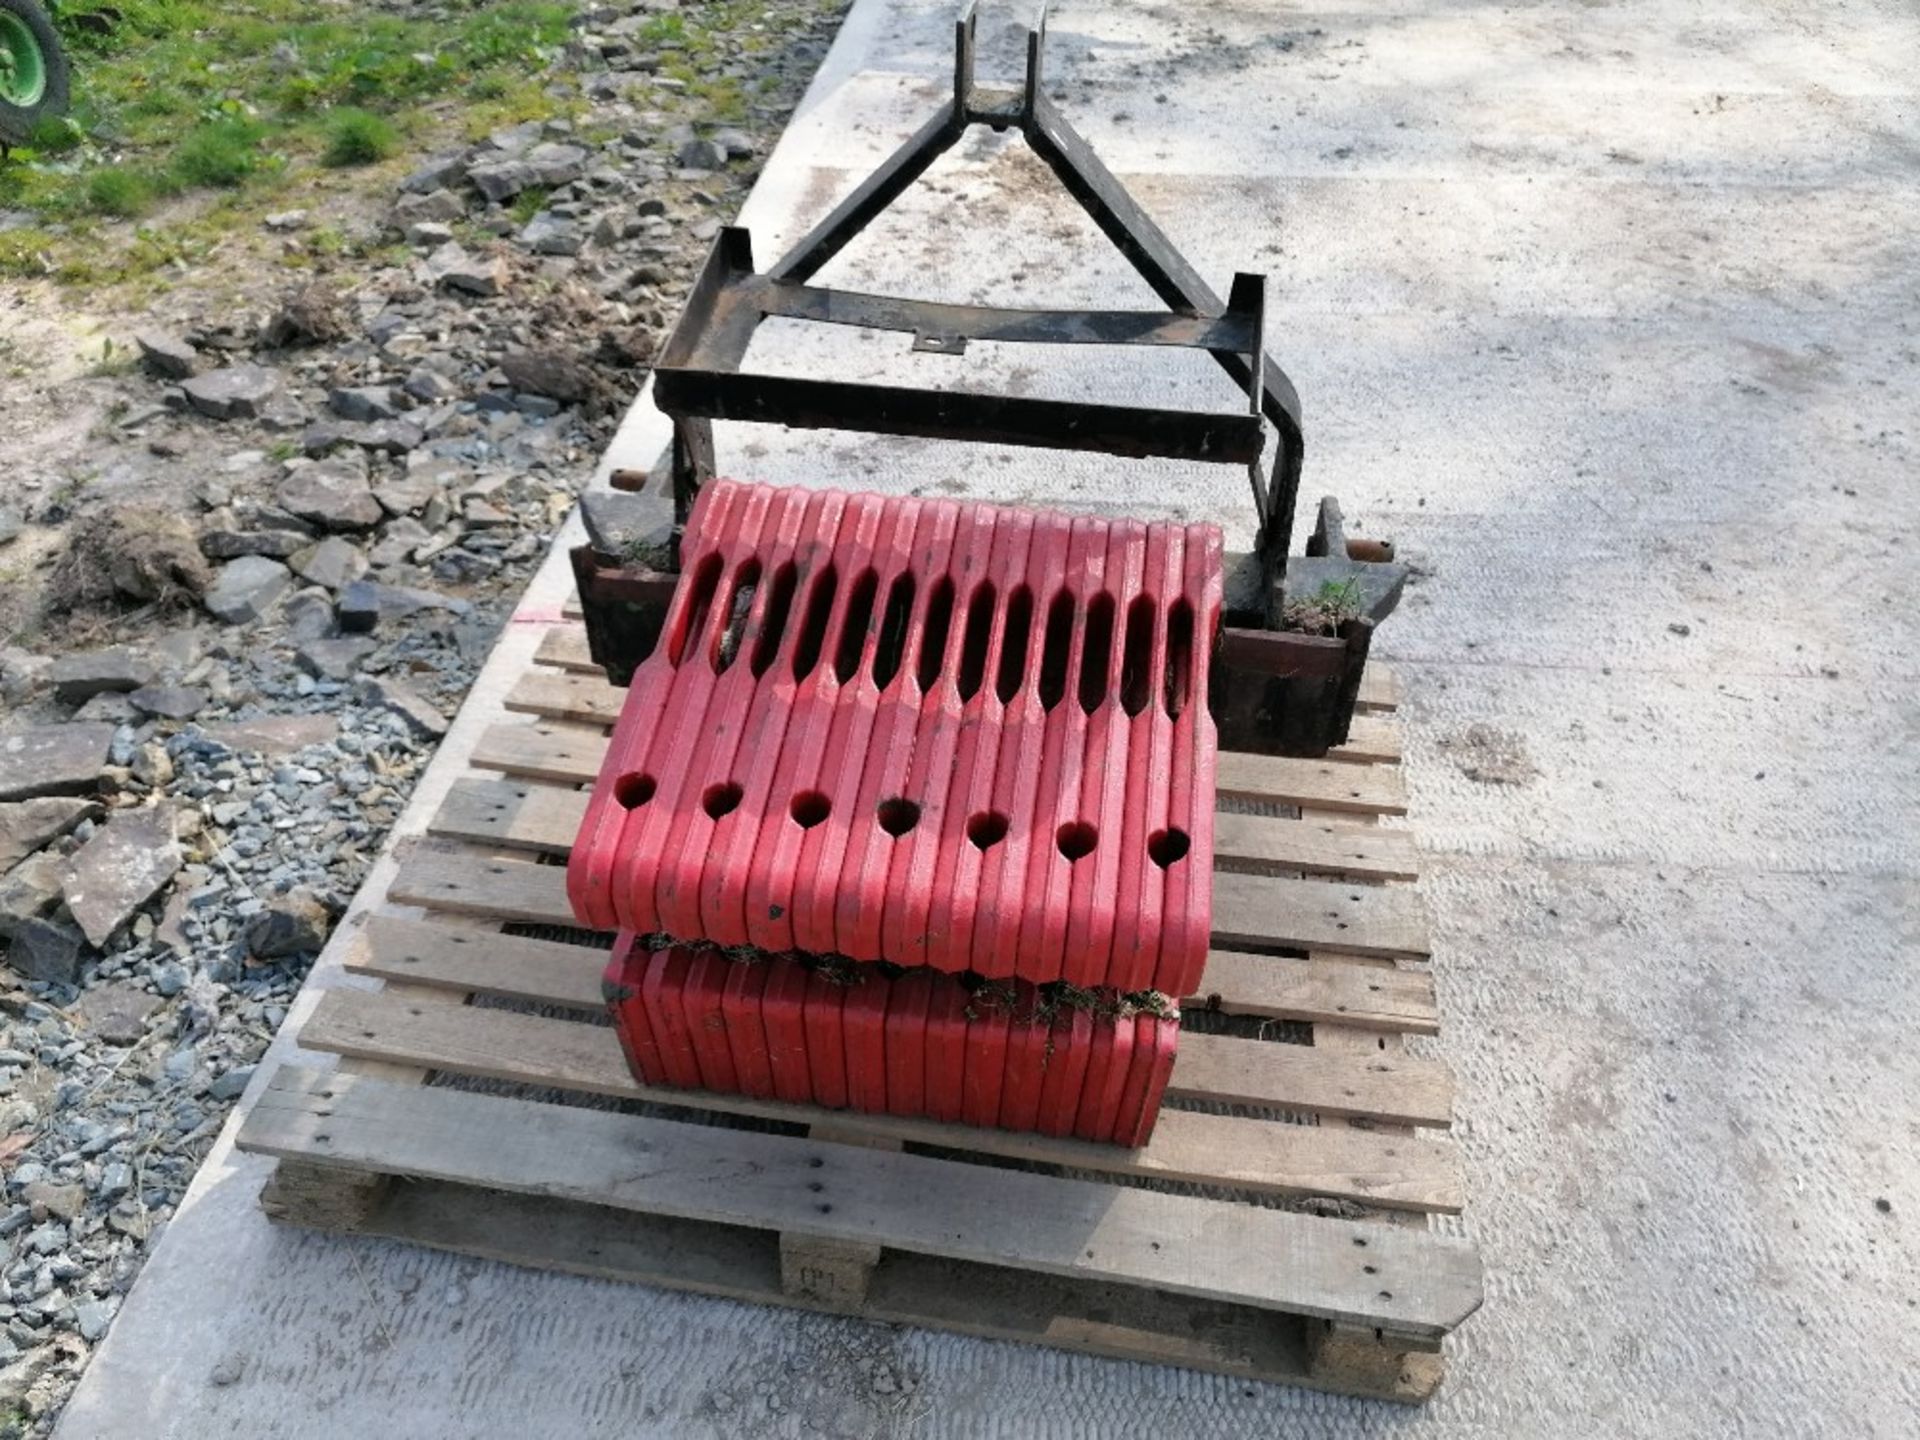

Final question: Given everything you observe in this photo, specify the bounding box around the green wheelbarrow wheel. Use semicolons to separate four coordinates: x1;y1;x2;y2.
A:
0;0;70;150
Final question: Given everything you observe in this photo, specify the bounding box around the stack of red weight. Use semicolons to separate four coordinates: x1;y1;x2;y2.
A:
569;480;1221;1146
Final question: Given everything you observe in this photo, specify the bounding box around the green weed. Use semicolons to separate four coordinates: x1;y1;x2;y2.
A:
86;167;153;218
172;118;268;188
322;107;400;166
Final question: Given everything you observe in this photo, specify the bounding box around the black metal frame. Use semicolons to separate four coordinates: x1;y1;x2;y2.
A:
649;0;1306;576
577;2;1409;756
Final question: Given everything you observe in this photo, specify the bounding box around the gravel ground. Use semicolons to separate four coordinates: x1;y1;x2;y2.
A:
0;1;849;1429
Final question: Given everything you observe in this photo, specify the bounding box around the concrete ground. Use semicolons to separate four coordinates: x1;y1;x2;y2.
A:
55;0;1919;1435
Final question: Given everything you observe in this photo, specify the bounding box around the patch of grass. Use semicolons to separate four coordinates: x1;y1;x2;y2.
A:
0;228;80;282
1280;577;1367;636
172;118;269;188
637;14;687;45
12;0;821;291
27;115;86;153
84;337;140;376
508;185;551;225
86;167;154;218
322;107;401;167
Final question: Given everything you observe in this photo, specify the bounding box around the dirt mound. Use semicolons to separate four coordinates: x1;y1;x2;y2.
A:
46;505;211;621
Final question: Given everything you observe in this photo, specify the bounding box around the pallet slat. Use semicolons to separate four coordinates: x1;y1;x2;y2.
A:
495;682;1408;815
389;846;1429;962
356;913;1438;1037
532;624;1404;714
1193;950;1437;1035
331;1180;1439;1394
472;721;607;786
305;970;1449;1130
1214;752;1407;816
1211;871;1431;960
307;981;1458;1208
433;775;1420;882
303;985;1458;1212
238;1067;1478;1339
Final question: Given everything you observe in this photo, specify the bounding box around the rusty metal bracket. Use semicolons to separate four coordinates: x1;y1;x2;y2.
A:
581;3;1410;755
649;0;1305;568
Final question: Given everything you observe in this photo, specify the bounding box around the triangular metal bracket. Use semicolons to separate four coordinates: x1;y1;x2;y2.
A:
649;0;1308;587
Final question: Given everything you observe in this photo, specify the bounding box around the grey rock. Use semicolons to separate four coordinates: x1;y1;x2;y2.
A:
0;798;97;869
425;241;506;298
712;128;754;159
150;629;202;676
525;141;588;186
134;331;199;380
279;455;382;531
518;212;583;256
0;725;114;803
74;984;161;1045
71;693;137;725
484;120;544;154
296;638;375;681
401;152;468;194
203;556;292;625
97;1161;133;1199
3;918;86;986
74;1298;114;1343
282;588;337;640
258;391;311;432
209;1065;256;1102
467;159;537;202
394;188;466;227
153;889;190;955
126;685;208;720
368;517;432;568
356;676;449;738
499;348;597;403
288;536;368;591
130;740;172;787
22;1180;84;1221
199;527;309;561
0;852;66;934
263;210;308;231
48;649;157;705
432;548;501;583
61;808;181;948
329;386;400;424
180;365;281;421
590;211;627;248
401;369;459;405
196;715;339;757
336;580;470;633
340;419;425;455
372;469;443;516
24;1220;65;1254
405;221;454;248
0;507;19;546
462;497;514;529
245;888;331;959
676;137;728;170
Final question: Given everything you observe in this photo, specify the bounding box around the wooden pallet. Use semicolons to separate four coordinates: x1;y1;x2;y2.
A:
237;620;1480;1402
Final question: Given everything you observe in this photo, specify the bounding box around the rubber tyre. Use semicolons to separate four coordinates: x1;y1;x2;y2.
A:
0;0;69;149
